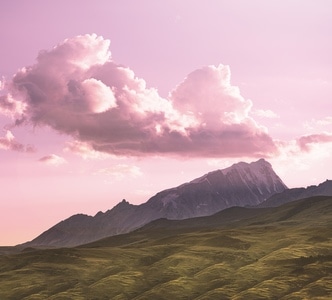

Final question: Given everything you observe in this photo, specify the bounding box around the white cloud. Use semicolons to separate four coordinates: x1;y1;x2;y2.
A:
304;116;332;131
38;154;67;166
317;116;332;126
64;140;110;160
0;34;277;158
0;78;4;91
271;138;332;187
251;109;279;119
0;93;27;117
170;64;253;126
96;164;143;180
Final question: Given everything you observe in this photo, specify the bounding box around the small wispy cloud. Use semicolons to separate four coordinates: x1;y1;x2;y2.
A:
316;116;332;126
38;154;67;166
95;164;143;180
251;109;279;119
0;130;35;152
304;117;332;130
64;140;110;160
0;77;4;91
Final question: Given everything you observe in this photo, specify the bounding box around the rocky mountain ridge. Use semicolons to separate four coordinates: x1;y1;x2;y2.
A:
23;158;287;247
259;179;332;207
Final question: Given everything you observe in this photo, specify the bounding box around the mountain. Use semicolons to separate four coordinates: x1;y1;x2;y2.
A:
23;158;287;248
144;158;287;218
3;196;332;299
82;195;332;248
259;179;332;207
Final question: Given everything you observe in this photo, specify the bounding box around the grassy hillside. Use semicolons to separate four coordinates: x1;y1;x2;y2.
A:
0;196;331;299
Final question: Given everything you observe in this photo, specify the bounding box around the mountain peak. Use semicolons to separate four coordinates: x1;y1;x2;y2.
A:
25;159;287;247
224;158;271;172
256;158;269;164
220;159;286;189
111;199;132;210
148;158;287;218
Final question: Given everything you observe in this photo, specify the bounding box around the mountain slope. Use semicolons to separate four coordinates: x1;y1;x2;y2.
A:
2;196;332;299
85;195;332;249
146;158;287;219
23;158;287;247
259;179;332;207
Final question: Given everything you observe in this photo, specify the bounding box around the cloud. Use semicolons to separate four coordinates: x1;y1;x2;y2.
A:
297;133;332;151
64;140;110;160
270;135;332;188
0;34;277;158
251;109;279;119
170;65;253;126
316;116;332;126
0;93;27;117
304;116;332;131
96;164;142;180
38;154;67;166
0;130;35;152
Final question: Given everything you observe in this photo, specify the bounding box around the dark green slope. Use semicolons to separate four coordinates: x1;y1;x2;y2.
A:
83;195;331;248
0;196;331;299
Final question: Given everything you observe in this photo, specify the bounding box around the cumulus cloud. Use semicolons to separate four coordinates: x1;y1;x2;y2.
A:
0;34;278;158
0;130;34;152
170;65;253;126
38;154;67;166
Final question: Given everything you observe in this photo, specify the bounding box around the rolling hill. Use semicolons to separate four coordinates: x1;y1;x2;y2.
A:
1;196;331;299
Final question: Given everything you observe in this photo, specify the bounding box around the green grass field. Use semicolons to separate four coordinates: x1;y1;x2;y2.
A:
1;196;331;299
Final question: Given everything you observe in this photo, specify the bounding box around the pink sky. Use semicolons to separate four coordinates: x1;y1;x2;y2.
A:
1;0;332;246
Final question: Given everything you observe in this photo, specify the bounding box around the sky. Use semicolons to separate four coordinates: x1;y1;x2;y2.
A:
1;0;332;246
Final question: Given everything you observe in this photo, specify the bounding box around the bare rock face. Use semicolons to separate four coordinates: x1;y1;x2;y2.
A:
259;179;332;208
24;159;287;247
145;159;287;219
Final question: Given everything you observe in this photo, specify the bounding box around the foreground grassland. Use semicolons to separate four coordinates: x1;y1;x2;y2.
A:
0;196;331;299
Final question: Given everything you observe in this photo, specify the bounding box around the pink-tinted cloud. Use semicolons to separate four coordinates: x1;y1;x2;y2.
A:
64;140;110;160
297;133;332;152
0;130;34;152
0;34;277;158
0;93;27;118
251;109;279;119
38;154;67;166
95;164;142;180
316;117;332;126
170;65;253;126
